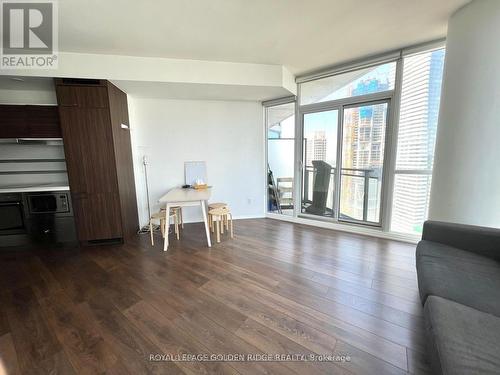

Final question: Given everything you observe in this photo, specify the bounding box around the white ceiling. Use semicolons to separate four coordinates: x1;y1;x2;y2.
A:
59;0;469;75
112;80;291;102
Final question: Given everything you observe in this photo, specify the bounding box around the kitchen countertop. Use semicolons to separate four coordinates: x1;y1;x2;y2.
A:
0;183;70;193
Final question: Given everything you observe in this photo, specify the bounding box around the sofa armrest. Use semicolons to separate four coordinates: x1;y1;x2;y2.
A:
422;221;500;260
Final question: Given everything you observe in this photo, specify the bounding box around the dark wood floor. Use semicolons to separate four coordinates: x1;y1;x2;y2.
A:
0;218;430;374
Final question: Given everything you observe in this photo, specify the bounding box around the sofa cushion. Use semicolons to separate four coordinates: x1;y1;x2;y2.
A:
424;296;500;375
416;240;500;316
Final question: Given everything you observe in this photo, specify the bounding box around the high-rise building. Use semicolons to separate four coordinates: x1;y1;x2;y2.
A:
305;130;327;165
391;49;445;234
340;79;388;221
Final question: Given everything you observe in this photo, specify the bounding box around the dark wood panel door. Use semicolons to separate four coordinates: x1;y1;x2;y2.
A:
57;108;89;194
76;108;119;194
56;85;108;108
58;107;118;193
71;192;122;241
55;85;78;107
58;106;122;241
107;82;139;238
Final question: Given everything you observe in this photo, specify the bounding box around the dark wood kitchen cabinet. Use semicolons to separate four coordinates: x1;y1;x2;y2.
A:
0;104;61;138
55;78;139;243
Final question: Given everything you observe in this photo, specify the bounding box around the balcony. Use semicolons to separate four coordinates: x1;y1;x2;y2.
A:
302;164;382;223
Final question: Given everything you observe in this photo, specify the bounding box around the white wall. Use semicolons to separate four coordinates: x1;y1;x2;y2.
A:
128;98;265;226
0;76;57;105
0;87;57;105
429;0;500;227
0;143;68;188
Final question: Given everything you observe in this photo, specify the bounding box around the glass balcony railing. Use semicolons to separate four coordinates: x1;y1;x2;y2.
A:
302;165;382;223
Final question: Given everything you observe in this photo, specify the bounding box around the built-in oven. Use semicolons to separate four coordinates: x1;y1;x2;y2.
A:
0;193;27;235
23;191;76;244
0;191;77;248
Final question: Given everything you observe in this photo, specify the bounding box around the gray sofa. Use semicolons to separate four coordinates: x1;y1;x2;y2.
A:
416;220;500;375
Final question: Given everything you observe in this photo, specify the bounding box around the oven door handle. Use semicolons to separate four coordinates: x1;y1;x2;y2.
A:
0;202;21;206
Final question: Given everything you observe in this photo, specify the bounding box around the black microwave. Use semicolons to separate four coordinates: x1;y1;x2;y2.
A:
26;192;71;215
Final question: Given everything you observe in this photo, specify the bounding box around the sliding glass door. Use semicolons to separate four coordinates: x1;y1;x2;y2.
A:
266;100;295;215
339;101;388;225
301;110;339;217
300;99;390;226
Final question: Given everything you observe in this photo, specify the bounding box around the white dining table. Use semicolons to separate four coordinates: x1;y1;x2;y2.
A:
159;187;212;251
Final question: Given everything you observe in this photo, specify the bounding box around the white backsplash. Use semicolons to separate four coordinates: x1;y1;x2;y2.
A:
0;143;68;187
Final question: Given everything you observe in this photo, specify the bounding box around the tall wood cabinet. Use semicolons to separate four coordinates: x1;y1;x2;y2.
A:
55;78;138;243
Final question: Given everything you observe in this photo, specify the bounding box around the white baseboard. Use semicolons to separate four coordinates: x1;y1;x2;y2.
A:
265;212;420;244
232;214;266;220
166;214;265;225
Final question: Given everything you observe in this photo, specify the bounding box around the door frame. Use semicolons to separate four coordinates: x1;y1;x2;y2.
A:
263;96;297;216
299;106;342;219
296;89;396;229
338;98;392;227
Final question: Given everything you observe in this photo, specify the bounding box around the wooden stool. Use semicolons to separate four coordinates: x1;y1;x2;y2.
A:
162;206;184;229
208;206;233;243
208;202;227;209
208;202;228;232
149;207;182;246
